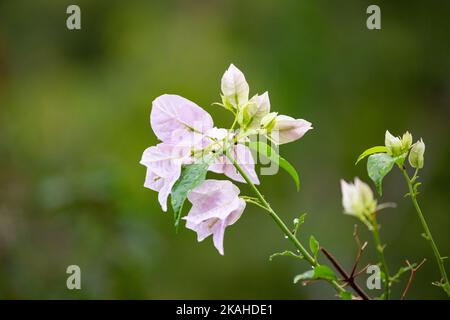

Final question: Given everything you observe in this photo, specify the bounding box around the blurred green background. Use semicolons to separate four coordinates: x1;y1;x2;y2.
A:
0;0;449;299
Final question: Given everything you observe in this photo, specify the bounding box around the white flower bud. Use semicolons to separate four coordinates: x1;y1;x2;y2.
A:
340;178;377;222
221;64;249;108
384;130;403;156
401;131;412;151
385;130;413;156
408;139;425;169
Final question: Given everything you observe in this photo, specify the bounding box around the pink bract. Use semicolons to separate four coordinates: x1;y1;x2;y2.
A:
270;115;312;145
150;94;214;146
140;143;190;212
183;179;246;255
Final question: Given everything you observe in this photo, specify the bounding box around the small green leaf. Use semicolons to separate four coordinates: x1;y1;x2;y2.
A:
355;146;389;165
309;235;320;261
339;291;353;300
367;153;395;195
293;265;336;284
170;159;211;230
293;213;307;236
269;250;302;261
313;265;337;281
279;157;300;191
246;141;300;191
421;233;430;240
413;182;422;195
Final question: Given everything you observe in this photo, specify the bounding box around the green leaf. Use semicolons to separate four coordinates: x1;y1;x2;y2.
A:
279;157;300;191
355;146;389;165
313;265;337;281
293;265;336;284
170;159;210;231
367;153;395;195
339;291;353;300
269;250;302;261
309;235;320;261
246;141;300;191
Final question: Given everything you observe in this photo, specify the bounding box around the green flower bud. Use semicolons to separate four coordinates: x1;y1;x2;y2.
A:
408;139;425;169
401;131;412;152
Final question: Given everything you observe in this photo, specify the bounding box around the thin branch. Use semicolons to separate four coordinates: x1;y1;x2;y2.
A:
243;198;271;212
354;264;370;278
350;225;368;278
401;259;426;300
320;247;370;300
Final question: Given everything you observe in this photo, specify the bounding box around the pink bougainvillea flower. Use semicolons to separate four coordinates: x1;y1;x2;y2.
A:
183;179;246;255
150;94;214;146
269;115;312;145
209;143;260;185
140;143;190;212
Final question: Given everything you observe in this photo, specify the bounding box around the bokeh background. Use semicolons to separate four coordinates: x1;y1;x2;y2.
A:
0;0;449;299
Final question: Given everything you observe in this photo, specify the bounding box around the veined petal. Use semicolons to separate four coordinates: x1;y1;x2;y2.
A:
183;180;246;255
185;179;241;223
140;143;189;212
221;64;249;107
270;115;312;145
211;198;246;255
150;94;213;144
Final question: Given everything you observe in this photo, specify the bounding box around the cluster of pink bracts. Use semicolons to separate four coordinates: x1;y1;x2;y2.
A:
140;65;312;254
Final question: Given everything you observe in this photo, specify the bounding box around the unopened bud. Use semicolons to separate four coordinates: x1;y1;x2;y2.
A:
408;139;425;169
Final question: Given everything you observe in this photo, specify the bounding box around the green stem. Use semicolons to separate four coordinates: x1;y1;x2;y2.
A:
370;216;390;299
400;166;450;297
226;151;346;296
